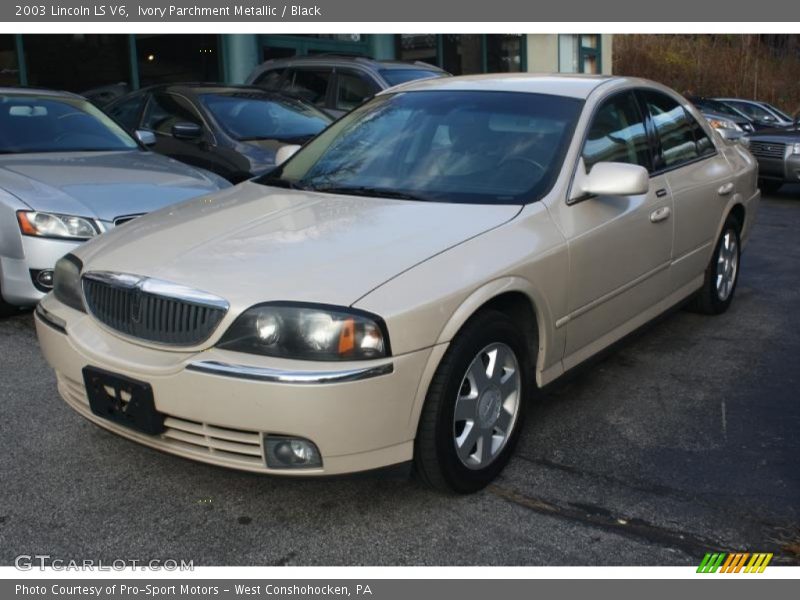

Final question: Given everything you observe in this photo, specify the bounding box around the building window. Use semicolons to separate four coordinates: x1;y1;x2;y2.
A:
441;35;483;75
396;34;437;66
23;34;130;93
136;34;219;87
0;35;19;86
559;34;601;74
485;35;523;73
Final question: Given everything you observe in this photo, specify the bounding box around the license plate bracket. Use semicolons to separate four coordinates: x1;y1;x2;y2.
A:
83;366;165;436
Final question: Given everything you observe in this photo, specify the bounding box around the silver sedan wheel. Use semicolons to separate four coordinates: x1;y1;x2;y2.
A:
716;229;739;302
453;342;521;470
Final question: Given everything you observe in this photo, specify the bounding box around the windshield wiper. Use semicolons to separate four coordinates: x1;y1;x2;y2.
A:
307;185;426;201
259;178;309;190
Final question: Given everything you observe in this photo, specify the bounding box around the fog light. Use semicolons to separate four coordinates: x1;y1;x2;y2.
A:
37;269;54;288
265;435;322;469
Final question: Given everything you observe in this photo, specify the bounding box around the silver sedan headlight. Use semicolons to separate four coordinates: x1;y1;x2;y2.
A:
218;303;390;361
53;254;86;313
17;211;99;240
707;118;742;132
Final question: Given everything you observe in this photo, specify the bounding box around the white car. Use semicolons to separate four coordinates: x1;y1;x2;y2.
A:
36;75;760;493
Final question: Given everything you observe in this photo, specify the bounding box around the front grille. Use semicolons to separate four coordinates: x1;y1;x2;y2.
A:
57;373;267;470
749;141;786;159
82;272;228;346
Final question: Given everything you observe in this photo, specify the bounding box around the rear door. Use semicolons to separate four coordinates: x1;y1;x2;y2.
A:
641;90;735;293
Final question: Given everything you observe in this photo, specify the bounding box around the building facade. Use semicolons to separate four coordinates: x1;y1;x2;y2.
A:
0;34;612;94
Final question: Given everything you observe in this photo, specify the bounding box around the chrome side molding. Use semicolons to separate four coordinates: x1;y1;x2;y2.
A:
186;360;394;384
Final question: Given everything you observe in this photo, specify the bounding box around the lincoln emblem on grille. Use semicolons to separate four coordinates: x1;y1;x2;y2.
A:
130;284;144;324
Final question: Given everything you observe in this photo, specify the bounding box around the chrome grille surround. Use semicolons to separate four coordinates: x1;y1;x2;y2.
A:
82;271;229;346
749;141;786;159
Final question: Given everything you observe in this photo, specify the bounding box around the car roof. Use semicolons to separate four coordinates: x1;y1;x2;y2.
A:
0;87;83;99
377;73;624;99
136;83;287;95
256;55;445;72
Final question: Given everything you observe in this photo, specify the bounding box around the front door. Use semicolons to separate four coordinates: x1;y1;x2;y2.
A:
549;90;674;368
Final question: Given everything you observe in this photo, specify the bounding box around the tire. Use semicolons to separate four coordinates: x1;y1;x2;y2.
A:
414;309;533;493
759;179;783;195
689;215;741;315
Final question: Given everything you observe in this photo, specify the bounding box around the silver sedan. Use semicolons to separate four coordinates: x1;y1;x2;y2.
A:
0;88;230;315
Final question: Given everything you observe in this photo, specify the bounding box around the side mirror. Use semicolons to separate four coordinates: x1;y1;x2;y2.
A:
275;144;302;166
134;130;156;146
570;159;649;203
761;115;776;123
171;122;203;140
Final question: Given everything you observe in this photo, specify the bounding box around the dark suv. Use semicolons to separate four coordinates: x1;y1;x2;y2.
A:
245;55;448;117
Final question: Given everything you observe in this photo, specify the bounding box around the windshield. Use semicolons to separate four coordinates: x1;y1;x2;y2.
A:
258;90;582;205
379;69;444;87
695;99;744;119
199;93;331;141
0;95;138;153
725;100;775;121
762;103;792;121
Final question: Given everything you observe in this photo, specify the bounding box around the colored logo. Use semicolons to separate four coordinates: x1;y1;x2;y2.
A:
697;552;773;573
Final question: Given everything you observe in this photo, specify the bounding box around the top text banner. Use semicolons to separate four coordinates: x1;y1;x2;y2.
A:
3;0;800;22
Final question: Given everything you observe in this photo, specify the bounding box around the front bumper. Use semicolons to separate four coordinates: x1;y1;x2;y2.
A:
0;237;80;306
754;151;800;183
35;294;434;476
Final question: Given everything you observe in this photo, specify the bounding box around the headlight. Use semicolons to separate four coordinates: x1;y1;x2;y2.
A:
17;211;99;240
792;143;800;155
707;118;741;132
740;136;751;147
218;303;390;361
53;254;86;313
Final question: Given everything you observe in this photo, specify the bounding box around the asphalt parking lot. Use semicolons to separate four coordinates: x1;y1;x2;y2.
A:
1;190;799;567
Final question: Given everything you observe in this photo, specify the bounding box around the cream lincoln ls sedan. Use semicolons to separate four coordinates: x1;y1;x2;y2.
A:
35;75;760;493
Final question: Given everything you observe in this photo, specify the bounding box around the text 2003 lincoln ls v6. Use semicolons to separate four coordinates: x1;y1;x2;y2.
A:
35;75;760;493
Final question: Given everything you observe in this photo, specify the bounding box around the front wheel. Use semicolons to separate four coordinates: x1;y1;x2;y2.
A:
414;310;532;493
689;215;741;315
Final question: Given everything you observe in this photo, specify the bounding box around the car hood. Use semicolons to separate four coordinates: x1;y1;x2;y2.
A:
75;181;521;311
747;127;800;142
0;150;227;221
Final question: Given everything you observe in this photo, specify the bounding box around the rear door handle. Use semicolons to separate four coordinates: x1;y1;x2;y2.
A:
650;206;671;223
718;182;735;196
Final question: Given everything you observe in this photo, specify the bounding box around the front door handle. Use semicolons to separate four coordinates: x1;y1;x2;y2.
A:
717;182;735;196
650;206;671;223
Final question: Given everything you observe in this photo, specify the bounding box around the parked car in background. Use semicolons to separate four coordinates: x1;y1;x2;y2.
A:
104;84;333;183
36;75;759;493
81;82;131;107
246;55;448;118
688;96;756;134
715;98;794;129
0;88;230;316
743;119;800;193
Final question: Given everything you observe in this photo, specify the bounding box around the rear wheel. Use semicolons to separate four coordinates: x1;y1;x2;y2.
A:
689;215;741;315
759;179;783;195
414;309;532;493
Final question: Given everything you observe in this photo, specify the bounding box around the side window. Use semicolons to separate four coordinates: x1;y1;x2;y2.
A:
253;68;285;89
335;71;377;112
142;93;201;135
106;94;145;131
644;92;699;168
583;92;650;171
689;115;716;157
284;68;331;107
